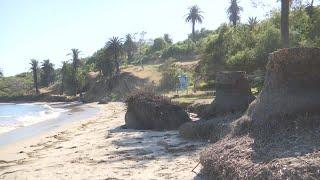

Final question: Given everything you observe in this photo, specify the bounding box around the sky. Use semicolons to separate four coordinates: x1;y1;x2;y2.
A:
0;0;279;76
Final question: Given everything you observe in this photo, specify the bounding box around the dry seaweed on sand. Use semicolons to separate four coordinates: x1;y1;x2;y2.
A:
179;113;241;141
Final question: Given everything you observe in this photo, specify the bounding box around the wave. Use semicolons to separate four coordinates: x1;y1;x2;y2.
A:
0;115;14;118
0;104;69;134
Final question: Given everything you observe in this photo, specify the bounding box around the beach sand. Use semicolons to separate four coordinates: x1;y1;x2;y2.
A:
0;102;208;179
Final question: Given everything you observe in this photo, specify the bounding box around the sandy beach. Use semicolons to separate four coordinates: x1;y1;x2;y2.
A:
0;102;208;179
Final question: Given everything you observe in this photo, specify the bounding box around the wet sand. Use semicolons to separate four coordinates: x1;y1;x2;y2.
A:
0;102;98;146
0;102;208;179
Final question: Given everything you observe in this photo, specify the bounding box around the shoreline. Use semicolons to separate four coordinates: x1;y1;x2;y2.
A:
0;102;99;147
0;102;98;145
0;102;208;179
0;102;100;161
0;94;79;104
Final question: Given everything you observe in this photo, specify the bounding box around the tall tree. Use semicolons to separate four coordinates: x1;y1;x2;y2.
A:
185;5;204;41
40;59;55;87
0;68;3;78
60;61;67;95
248;17;259;30
163;34;173;44
227;0;243;26
281;0;290;47
30;59;40;94
67;49;81;96
123;34;136;63
106;37;123;75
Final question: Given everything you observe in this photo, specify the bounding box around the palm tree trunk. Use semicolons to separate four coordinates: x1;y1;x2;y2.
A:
34;70;39;94
72;69;77;96
115;53;120;75
192;21;195;42
281;0;290;48
60;75;64;95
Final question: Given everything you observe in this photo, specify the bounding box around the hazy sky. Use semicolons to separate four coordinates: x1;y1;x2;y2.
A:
0;0;279;76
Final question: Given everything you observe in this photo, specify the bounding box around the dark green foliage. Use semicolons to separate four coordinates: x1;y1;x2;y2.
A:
163;34;173;44
68;49;81;96
58;60;86;96
0;72;33;97
158;63;179;91
247;69;265;92
227;0;243;26
248;17;259;30
96;57;115;78
0;68;3;77
199;10;292;79
185;5;204;41
161;39;195;59
40;59;55;87
91;48;115;78
123;34;137;63
187;28;213;42
30;59;39;94
106;37;123;75
60;61;67;95
150;38;167;52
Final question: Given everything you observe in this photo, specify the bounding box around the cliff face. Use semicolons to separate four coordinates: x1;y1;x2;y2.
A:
199;48;320;179
202;71;255;119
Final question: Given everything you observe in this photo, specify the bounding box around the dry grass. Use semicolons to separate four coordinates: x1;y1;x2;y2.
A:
121;64;162;85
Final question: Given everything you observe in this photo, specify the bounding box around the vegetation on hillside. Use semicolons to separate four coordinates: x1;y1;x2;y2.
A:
1;1;320;101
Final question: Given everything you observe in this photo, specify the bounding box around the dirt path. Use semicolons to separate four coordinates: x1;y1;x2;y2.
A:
0;102;207;179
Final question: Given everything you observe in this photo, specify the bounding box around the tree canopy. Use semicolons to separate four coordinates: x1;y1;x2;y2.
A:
185;5;204;41
227;0;243;26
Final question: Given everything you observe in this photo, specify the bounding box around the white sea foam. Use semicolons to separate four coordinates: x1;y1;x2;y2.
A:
0;103;69;134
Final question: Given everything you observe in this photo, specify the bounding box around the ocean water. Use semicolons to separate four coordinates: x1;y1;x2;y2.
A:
0;103;66;134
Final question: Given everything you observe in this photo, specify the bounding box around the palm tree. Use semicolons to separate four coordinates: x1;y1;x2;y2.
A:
281;0;290;48
60;61;67;95
123;34;136;63
163;34;173;44
30;59;40;94
106;37;123;75
227;0;243;26
248;17;259;31
185;5;204;42
41;59;55;87
67;49;81;96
